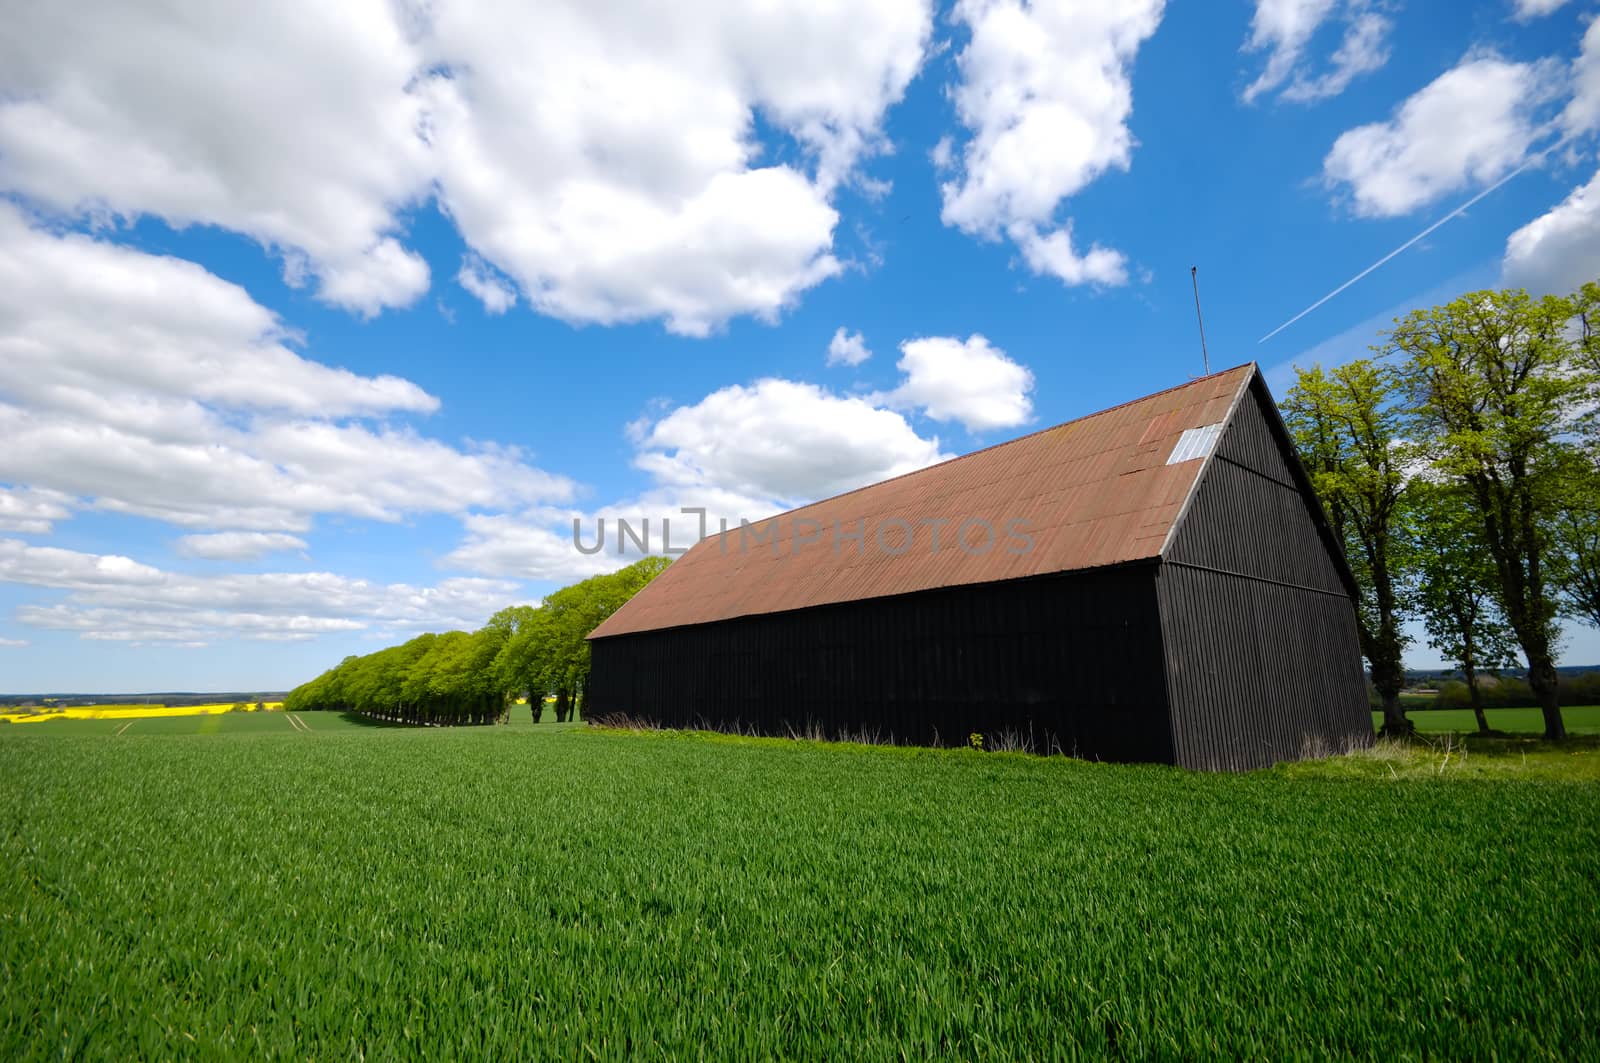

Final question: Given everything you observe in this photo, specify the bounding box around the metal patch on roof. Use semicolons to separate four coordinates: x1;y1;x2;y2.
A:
1166;422;1223;465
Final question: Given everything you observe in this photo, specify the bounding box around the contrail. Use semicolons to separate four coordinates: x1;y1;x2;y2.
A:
1258;138;1566;345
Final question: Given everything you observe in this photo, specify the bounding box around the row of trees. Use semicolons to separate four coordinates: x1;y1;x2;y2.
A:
1284;282;1599;740
1434;671;1600;712
284;557;669;725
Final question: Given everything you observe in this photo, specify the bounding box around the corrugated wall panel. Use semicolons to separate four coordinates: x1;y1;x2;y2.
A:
1156;565;1370;770
1165;458;1346;594
588;565;1175;763
1158;377;1371;770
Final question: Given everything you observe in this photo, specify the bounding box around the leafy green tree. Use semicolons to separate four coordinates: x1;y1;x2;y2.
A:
283;557;671;726
1413;484;1519;734
1283;360;1416;736
1389;286;1595;741
487;605;552;720
536;555;672;720
1574;281;1600;377
1549;448;1600;633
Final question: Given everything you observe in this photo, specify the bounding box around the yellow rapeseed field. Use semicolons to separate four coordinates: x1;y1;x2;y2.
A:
0;702;283;724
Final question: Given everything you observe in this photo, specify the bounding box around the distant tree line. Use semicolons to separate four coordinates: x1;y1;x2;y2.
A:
1433;671;1600;712
1284;281;1599;739
284;557;669;725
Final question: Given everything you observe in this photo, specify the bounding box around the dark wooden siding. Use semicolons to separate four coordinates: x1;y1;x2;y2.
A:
1156;565;1370;770
1158;378;1372;770
588;565;1175;763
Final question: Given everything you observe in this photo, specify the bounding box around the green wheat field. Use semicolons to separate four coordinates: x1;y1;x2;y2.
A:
2;712;1596;1058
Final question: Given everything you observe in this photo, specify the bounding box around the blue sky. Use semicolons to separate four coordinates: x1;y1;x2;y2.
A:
2;0;1598;692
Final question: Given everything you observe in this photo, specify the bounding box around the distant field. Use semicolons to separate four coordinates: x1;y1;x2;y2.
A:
0;703;565;736
0;719;1595;1058
0;702;283;726
5;711;337;737
1371;704;1600;734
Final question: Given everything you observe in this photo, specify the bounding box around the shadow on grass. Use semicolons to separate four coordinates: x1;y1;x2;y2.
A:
1446;732;1600;756
334;711;412;729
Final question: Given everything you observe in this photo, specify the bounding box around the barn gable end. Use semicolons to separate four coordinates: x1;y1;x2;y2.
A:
1156;373;1371;770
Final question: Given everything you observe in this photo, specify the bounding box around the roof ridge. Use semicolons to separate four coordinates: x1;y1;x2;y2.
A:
733;361;1257;531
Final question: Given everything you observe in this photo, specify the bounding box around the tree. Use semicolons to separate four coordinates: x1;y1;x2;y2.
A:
1413;484;1519;734
485;605;542;718
1574;281;1600;377
1549;448;1600;633
534;555;674;721
494;607;556;721
1389;286;1595;741
1283;360;1416;736
283;556;673;726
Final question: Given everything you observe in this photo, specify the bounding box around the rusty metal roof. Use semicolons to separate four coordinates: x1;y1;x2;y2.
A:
589;363;1257;639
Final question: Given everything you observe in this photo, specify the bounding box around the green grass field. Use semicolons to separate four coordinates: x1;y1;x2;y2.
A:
1372;704;1600;734
1;716;1596;1058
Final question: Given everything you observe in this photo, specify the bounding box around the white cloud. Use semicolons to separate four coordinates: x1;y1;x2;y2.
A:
1279;7;1392;103
0;1;933;332
0;539;163;589
0;408;574;533
1242;0;1337;102
1323;54;1564;217
421;0;932;335
1241;1;1390;104
0;206;436;419
457;255;517;315
0;487;72;535
445;337;1040;580
1502;167;1600;293
938;0;1164;288
0;205;575;533
634;379;948;503
444;328;1045;579
175;532;310;562
827;327;873;366
1513;0;1572;21
1564;16;1600;138
2;538;522;645
0;637;28;648
443;512;621;583
448;373;952;576
875;334;1034;431
0;1;434;315
1010;223;1130;286
439;494;761;581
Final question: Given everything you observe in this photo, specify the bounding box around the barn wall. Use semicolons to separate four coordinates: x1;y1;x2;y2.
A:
1159;378;1372;771
588;565;1174;763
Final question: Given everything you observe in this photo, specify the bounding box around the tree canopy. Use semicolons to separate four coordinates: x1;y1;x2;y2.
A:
1289;280;1600;742
1283;359;1415;734
1387;285;1597;741
284;556;670;725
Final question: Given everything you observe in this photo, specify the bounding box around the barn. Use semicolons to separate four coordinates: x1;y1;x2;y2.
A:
586;363;1373;770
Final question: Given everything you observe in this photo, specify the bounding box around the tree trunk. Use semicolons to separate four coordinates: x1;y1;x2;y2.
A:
1372;657;1411;737
1365;544;1411;738
1464;665;1490;735
1378;689;1410;736
1527;656;1568;741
